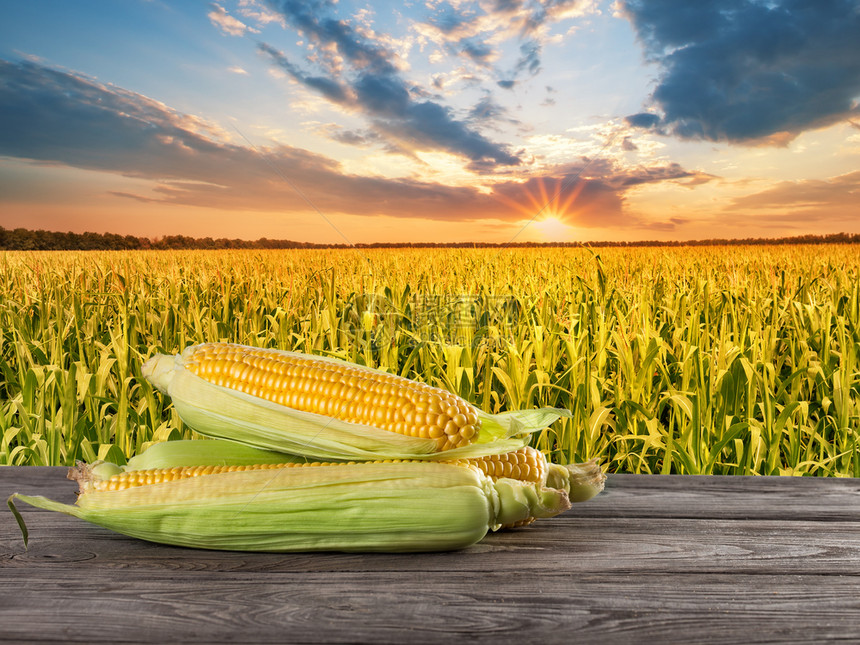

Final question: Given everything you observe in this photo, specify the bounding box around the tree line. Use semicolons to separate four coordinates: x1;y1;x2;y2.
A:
1;225;858;251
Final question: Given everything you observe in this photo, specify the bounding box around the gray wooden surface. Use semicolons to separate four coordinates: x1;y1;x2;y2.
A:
2;466;859;644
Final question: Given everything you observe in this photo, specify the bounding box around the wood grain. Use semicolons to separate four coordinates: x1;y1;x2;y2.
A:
2;467;859;643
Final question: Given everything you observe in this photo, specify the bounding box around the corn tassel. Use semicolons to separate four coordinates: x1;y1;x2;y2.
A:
143;343;570;461
8;461;571;553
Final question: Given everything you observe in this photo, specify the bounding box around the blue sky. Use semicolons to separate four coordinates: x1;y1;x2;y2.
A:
1;0;858;243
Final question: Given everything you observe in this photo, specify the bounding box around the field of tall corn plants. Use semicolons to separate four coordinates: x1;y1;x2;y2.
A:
1;246;858;475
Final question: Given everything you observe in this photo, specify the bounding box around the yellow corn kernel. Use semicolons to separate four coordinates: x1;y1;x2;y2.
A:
453;446;548;485
90;461;375;492
102;446;551;489
186;342;479;451
93;448;548;493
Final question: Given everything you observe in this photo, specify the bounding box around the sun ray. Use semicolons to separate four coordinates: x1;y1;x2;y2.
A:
493;176;587;225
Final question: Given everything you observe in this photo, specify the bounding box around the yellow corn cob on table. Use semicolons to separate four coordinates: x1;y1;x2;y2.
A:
142;343;572;462
9;460;575;552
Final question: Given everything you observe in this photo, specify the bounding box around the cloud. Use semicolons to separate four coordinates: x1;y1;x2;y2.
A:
491;158;713;228
208;3;255;36
313;123;411;155
514;40;542;76
625;112;660;129
268;0;397;75
730;170;860;216
416;0;593;88
259;43;352;104
0;58;708;229
468;94;514;125
459;38;495;65
258;2;522;168
621;0;860;144
237;0;286;27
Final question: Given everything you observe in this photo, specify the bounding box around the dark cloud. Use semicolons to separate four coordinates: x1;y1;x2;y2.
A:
0;58;707;227
625;112;660;129
0;58;469;215
607;162;710;188
416;1;590;89
492;0;525;12
622;0;860;144
325;128;377;147
271;0;395;74
427;1;473;34
0;59;233;179
468;95;509;122
262;2;520;167
367;100;521;171
314;123;409;155
514;40;542;77
459;39;494;64
258;43;351;104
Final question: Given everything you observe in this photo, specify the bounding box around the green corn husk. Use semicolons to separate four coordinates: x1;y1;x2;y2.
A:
142;345;570;462
546;459;607;503
131;439;606;503
124;439;306;471
8;461;571;553
124;438;606;504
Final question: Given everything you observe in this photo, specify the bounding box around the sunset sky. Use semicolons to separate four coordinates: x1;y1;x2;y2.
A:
1;0;858;244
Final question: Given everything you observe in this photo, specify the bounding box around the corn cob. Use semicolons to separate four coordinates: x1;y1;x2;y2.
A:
120;440;604;502
142;343;570;461
454;446;548;484
451;445;604;527
186;343;480;450
111;440;605;529
8;460;572;552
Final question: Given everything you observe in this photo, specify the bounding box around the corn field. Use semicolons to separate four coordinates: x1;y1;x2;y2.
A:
1;246;858;475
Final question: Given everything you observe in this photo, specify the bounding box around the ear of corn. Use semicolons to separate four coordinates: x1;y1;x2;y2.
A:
114;440;605;529
453;446;605;527
123;439;605;501
9;460;571;552
143;343;570;461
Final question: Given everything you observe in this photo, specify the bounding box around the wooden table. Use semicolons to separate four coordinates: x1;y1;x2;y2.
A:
2;467;859;643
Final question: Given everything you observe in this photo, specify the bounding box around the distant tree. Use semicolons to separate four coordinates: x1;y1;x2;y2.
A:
0;224;857;250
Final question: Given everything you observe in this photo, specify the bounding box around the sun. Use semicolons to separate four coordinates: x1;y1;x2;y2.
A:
493;176;585;240
532;214;571;241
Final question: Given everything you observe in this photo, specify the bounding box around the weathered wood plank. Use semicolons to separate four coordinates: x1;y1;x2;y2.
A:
584;473;860;522
4;512;860;576
1;571;858;644
2;466;859;644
